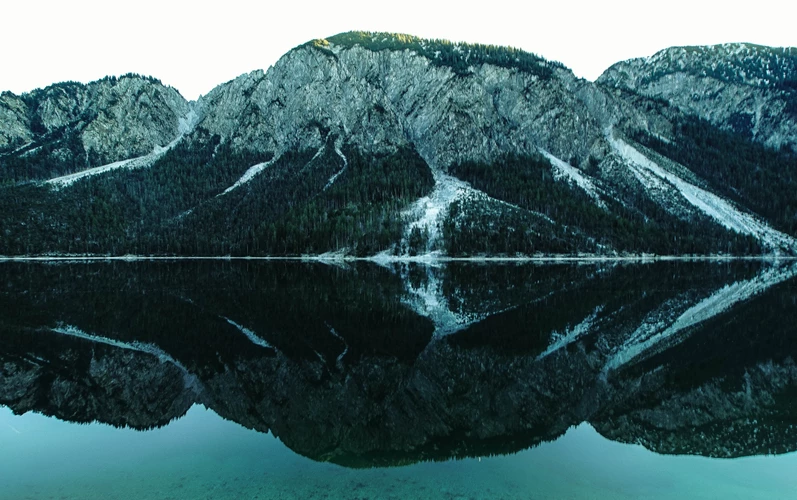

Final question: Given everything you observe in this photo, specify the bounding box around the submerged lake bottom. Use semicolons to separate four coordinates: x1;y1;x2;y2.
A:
3;405;797;500
2;259;797;498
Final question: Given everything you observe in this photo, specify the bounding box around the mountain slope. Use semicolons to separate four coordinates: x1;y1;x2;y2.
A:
1;33;795;257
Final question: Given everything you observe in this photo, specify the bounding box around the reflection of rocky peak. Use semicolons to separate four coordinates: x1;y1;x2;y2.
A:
1;261;797;466
595;359;797;458
1;334;193;429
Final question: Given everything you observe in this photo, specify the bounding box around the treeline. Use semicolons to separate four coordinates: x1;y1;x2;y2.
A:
317;31;561;79
631;115;797;236
445;153;760;256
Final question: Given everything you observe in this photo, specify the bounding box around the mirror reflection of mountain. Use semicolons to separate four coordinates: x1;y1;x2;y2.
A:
1;260;796;467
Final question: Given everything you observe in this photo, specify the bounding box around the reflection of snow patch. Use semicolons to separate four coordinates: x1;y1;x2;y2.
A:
538;306;603;359
401;267;473;336
49;324;201;392
609;132;796;252
223;317;275;350
540;149;606;208
325;324;349;368
605;262;797;373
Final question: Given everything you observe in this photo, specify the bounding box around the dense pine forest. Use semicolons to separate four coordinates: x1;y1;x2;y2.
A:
632;116;797;236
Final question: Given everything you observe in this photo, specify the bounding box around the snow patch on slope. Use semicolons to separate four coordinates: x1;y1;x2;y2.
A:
403;172;470;253
178;109;199;135
220;154;280;195
46;136;182;188
609;133;796;252
46;109;200;188
324;137;349;191
402;171;552;254
540;149;606;208
604;262;797;373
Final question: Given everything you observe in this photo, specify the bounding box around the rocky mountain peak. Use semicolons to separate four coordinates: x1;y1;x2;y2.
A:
598;43;797;152
0;74;190;177
602;43;797;89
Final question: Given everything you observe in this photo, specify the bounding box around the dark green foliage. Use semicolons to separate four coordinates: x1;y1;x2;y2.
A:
0;134;435;257
638;44;797;89
446;153;760;256
177;143;435;256
407;226;430;256
0;129;261;255
316;31;562;79
442;195;591;256
96;73;164;87
632;116;797;236
0;124;90;182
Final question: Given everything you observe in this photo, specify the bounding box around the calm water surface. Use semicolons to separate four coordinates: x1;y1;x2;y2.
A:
2;260;797;499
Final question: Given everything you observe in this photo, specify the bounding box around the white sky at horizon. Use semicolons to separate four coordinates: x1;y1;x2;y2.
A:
2;0;796;101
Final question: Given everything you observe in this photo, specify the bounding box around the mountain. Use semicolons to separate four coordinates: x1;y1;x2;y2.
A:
1;33;796;257
0;74;192;180
598;43;797;152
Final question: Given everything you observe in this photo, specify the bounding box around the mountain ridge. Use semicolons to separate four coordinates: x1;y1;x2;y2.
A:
1;32;796;257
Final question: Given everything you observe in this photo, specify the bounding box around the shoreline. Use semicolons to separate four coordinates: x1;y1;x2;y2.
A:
1;254;795;264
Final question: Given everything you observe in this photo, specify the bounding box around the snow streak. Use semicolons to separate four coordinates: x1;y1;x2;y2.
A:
609;133;796;252
540;149;606;208
46;109;199;188
223;317;275;350
604;262;797;373
324;138;348;191
46;137;181;188
220;154;280;195
538;305;604;360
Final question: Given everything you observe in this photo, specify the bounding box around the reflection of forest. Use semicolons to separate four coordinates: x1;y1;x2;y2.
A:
1;260;796;466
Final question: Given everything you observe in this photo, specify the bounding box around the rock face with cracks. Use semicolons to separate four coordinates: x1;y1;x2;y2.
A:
599;43;797;152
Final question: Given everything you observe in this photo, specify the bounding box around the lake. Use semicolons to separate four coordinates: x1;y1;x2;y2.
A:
2;259;797;499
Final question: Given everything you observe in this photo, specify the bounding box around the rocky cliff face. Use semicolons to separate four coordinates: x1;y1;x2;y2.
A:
0;75;190;175
197;39;604;171
598;43;797;152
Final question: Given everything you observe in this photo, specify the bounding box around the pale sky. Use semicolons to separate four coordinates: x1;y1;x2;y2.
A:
2;0;796;101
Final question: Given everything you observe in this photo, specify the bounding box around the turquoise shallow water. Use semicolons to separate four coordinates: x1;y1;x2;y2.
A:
2;404;797;500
